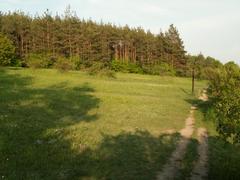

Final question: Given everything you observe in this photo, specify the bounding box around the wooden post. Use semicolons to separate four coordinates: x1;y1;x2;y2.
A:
192;67;195;94
192;58;196;94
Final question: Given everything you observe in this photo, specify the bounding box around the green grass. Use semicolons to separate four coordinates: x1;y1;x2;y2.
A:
0;67;205;179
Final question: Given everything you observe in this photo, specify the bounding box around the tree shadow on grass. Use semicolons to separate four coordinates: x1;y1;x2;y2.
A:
5;69;239;179
78;131;181;180
0;69;181;180
0;69;100;179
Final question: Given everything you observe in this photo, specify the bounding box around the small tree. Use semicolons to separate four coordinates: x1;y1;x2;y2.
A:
0;33;15;66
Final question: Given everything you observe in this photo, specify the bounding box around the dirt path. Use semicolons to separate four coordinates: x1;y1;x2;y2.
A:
190;90;209;180
199;89;208;101
190;128;208;180
156;106;195;180
156;90;209;180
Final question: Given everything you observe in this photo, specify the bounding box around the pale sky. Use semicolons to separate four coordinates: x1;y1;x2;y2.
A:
1;0;240;64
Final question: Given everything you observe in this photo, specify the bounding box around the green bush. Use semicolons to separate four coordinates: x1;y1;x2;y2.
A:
25;53;56;68
12;59;23;67
98;69;116;78
208;62;240;143
176;68;186;77
88;62;106;75
0;33;16;66
55;57;73;72
25;54;43;68
143;63;176;76
111;60;143;74
70;56;82;70
127;63;144;74
87;61;115;78
111;60;126;72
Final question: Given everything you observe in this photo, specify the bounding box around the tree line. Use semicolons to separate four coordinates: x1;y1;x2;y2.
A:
0;7;223;76
0;7;191;75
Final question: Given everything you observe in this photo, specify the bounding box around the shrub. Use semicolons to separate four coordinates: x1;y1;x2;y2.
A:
12;59;23;67
176;67;186;77
208;62;240;143
70;56;82;70
55;57;72;72
215;89;240;143
143;63;176;76
0;33;16;66
111;60;143;74
111;60;126;72
127;63;144;74
25;54;43;68
88;62;106;75
88;61;116;78
25;53;56;68
98;69;116;78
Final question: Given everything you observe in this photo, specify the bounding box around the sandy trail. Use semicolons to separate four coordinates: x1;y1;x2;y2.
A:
156;106;195;180
190;128;208;180
190;90;209;180
199;89;208;101
156;90;209;180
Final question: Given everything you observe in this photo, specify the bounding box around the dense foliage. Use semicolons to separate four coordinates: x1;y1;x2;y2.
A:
208;62;240;143
0;7;188;75
186;54;223;79
0;7;224;76
0;33;15;66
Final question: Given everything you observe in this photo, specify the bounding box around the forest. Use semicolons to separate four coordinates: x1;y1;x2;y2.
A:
0;7;221;77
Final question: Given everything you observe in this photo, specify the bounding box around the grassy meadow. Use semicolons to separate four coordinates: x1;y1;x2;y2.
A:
1;67;239;180
0;67;205;179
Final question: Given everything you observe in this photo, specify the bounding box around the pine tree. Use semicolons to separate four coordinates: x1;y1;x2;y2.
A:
165;24;186;75
0;9;190;75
